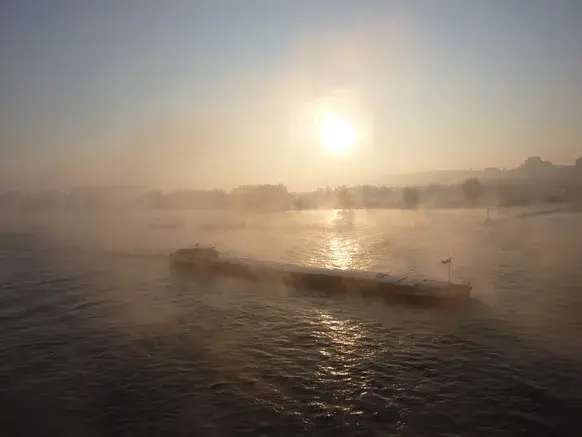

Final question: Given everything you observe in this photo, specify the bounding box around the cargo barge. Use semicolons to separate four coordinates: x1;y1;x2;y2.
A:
170;245;472;301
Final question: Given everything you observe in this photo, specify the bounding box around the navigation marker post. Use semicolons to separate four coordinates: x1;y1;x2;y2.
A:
441;255;452;284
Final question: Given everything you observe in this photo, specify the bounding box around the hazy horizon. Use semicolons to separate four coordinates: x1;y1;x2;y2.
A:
2;1;581;192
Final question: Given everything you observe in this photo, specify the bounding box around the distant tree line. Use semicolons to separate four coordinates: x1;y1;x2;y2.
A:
2;176;582;214
2;155;582;214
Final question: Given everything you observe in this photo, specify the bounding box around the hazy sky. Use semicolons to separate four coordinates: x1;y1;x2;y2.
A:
1;0;581;191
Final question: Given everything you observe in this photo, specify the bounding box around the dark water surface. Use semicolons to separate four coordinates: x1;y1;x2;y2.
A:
1;209;581;436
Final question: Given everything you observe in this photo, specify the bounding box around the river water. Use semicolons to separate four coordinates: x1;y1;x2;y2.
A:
0;208;581;436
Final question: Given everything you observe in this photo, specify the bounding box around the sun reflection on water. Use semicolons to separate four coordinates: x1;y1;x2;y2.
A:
305;209;370;270
326;234;359;270
317;310;363;349
310;309;376;393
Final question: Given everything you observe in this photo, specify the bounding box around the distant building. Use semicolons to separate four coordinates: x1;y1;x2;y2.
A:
520;156;554;175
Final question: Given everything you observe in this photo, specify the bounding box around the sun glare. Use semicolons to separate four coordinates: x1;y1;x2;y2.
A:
320;113;355;154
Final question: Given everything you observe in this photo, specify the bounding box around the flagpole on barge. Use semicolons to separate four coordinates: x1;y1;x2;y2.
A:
441;254;452;284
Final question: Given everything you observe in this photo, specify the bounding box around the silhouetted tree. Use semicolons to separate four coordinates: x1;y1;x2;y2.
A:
461;178;484;205
336;186;352;210
293;197;305;211
402;187;419;209
360;184;372;208
230;184;291;211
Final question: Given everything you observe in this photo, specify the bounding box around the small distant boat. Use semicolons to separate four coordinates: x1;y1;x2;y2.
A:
169;245;472;302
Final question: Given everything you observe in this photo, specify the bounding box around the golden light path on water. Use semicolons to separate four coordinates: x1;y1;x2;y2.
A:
320;209;363;270
326;234;358;270
308;308;375;414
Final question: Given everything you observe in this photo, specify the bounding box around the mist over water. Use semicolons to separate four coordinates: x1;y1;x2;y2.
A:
1;208;581;436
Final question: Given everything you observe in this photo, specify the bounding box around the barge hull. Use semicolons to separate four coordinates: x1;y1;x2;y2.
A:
170;255;471;301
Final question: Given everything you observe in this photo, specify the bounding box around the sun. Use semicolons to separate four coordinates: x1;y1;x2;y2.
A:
320;113;355;154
